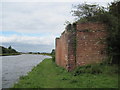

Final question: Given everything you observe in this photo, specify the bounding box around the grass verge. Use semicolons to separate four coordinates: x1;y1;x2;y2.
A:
13;58;118;88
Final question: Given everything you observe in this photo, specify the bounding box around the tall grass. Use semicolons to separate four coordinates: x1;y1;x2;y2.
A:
73;62;118;76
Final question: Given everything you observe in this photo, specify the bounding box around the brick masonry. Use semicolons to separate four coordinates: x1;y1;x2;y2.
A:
55;22;108;71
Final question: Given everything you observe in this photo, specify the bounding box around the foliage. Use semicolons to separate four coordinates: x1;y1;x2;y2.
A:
73;62;118;76
13;58;118;88
64;20;71;26
97;1;120;64
109;0;120;17
39;52;51;56
27;52;51;56
51;49;55;62
71;1;120;64
0;46;20;56
8;46;12;49
106;1;120;64
28;52;33;54
71;3;106;22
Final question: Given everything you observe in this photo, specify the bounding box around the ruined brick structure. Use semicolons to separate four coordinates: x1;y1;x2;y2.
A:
55;22;108;71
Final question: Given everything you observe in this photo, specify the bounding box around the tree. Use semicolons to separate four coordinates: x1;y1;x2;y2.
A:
0;46;18;55
109;0;120;17
71;3;106;21
51;49;55;62
8;46;12;49
71;1;120;64
64;21;71;25
0;46;9;54
8;46;18;53
107;0;120;64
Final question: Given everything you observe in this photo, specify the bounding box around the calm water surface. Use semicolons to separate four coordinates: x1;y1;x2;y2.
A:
2;54;51;88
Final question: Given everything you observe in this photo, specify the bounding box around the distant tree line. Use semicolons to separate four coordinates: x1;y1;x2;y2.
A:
27;49;55;62
27;52;51;55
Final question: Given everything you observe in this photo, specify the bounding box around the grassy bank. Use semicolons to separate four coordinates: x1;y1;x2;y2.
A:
13;58;118;88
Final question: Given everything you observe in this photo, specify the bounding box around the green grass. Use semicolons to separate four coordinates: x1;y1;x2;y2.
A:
13;58;118;88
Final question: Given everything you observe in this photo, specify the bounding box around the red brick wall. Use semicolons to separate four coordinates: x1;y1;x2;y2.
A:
55;31;69;69
59;32;67;68
55;38;60;66
67;31;76;71
55;22;108;71
76;22;107;66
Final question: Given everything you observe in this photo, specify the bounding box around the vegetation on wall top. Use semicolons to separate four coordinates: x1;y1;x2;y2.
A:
71;1;120;65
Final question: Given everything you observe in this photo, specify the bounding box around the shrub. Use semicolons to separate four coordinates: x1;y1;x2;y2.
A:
51;49;55;62
90;64;102;74
73;64;103;76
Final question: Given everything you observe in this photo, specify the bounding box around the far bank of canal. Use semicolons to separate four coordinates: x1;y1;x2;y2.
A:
2;54;51;88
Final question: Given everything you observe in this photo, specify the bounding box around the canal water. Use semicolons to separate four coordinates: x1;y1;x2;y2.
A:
1;54;51;88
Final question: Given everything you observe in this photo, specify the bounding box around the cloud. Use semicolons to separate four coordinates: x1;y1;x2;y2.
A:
1;2;112;35
1;0;114;3
1;2;75;52
0;35;55;45
1;1;113;52
1;1;111;34
2;2;75;35
2;42;53;52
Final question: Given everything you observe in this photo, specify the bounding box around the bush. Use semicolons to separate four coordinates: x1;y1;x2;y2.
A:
51;49;55;62
73;64;103;76
73;61;118;76
90;64;102;74
52;54;55;62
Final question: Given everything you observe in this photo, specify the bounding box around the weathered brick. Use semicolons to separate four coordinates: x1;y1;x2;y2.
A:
55;22;108;71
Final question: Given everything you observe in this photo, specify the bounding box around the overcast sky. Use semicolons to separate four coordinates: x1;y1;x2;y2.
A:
0;0;114;52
